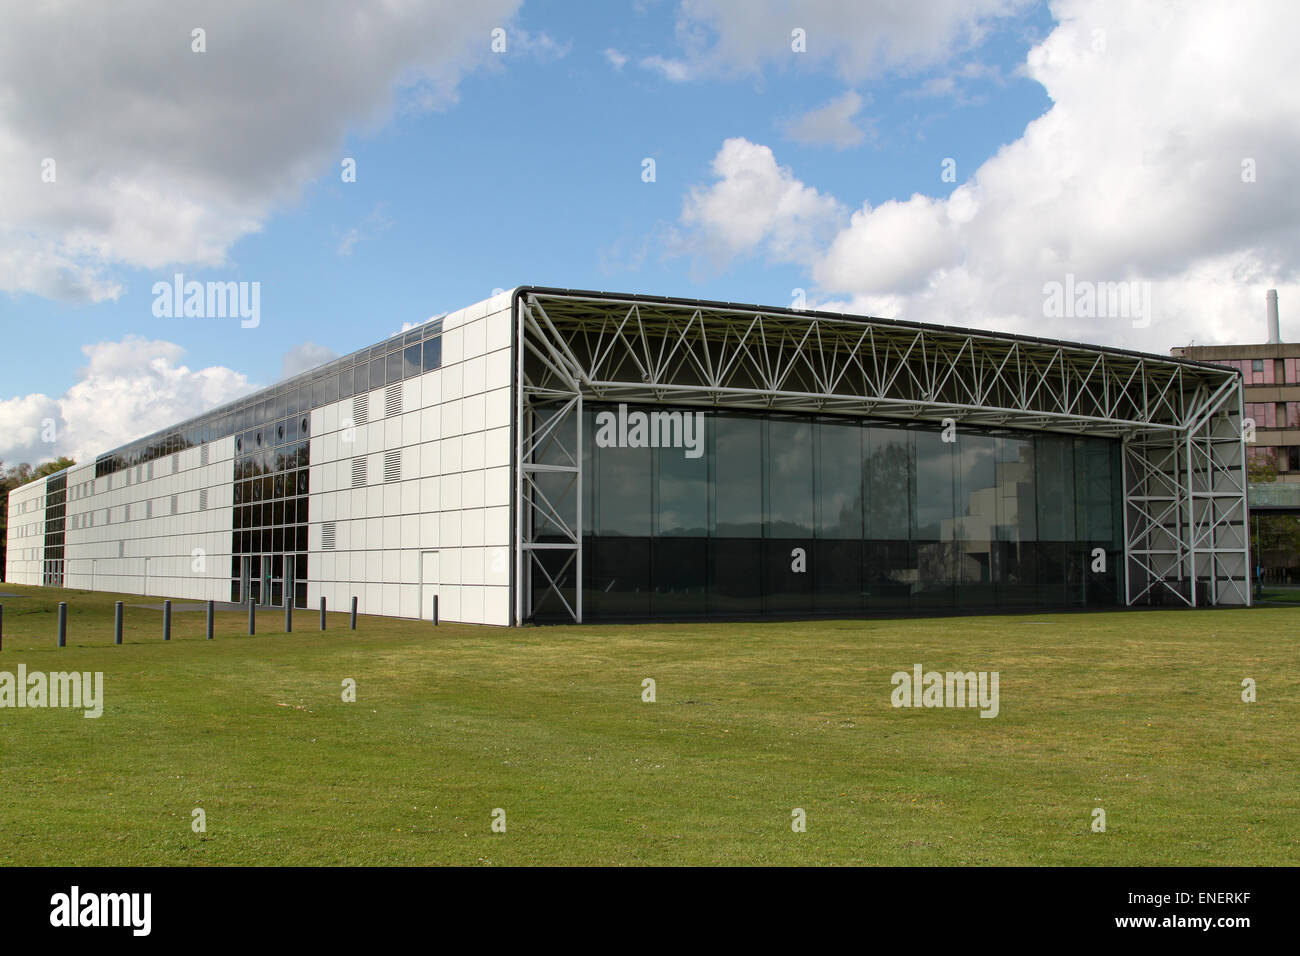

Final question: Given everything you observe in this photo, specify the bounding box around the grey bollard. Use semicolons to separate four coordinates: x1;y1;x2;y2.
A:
163;600;171;641
432;594;439;626
57;602;67;647
319;596;326;631
350;596;357;630
206;600;214;640
114;602;123;644
285;596;292;633
248;599;256;636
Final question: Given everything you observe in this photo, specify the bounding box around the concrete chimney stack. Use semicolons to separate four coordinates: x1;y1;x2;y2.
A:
1266;289;1280;344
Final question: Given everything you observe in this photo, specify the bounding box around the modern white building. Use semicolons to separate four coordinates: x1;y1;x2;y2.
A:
6;289;513;624
4;287;1253;625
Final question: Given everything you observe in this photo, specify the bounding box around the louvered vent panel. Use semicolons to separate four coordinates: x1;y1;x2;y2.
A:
353;394;370;425
322;521;337;551
385;385;402;417
351;457;367;488
383;450;401;482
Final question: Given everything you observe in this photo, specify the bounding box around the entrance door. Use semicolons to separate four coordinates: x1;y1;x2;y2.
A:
420;551;439;620
261;553;275;606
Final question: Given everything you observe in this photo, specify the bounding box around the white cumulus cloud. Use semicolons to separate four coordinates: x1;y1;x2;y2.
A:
675;0;1300;350
675;137;845;269
0;0;523;303
0;338;256;468
783;91;872;149
673;0;1034;80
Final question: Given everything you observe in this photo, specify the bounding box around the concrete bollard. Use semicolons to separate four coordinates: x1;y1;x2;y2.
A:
432;594;439;626
248;599;256;636
114;602;123;645
350;596;358;631
163;600;171;641
57;602;67;647
319;596;326;631
285;596;292;633
206;600;214;640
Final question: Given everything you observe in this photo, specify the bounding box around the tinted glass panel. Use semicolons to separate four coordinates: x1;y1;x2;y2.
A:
713;415;761;537
816;420;863;538
866;427;909;540
423;337;442;371
656;440;707;536
767;419;813;538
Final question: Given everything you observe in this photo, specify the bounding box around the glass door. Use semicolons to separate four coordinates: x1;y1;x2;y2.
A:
262;553;276;606
248;555;262;604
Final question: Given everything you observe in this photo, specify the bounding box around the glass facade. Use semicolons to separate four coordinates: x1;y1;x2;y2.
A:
42;472;66;587
229;411;311;607
533;403;1123;619
92;319;444;479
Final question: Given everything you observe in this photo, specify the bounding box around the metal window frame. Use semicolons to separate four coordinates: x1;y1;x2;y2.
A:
512;288;1249;623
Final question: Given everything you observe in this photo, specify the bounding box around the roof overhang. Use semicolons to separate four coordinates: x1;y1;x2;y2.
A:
516;287;1241;438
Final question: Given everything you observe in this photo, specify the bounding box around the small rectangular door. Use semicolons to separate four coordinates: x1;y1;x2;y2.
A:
420;551;439;621
261;553;274;606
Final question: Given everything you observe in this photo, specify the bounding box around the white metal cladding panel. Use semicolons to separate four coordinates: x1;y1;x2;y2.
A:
4;294;517;620
302;296;513;625
5;476;48;583
5;437;235;600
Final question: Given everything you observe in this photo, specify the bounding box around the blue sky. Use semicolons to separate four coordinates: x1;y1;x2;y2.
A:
1;0;1296;466
2;1;1052;394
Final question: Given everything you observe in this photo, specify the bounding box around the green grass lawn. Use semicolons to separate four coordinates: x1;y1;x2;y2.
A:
0;582;1296;866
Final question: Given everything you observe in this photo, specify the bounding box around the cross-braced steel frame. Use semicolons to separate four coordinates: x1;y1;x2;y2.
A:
512;288;1250;623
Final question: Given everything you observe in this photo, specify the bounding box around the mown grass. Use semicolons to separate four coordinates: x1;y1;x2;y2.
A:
0;583;1296;865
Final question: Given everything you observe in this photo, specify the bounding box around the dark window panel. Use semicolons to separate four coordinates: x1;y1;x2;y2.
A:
712;414;762;537
422;337;442;372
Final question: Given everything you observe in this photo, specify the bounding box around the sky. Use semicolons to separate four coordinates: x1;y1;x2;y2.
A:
1;0;1298;468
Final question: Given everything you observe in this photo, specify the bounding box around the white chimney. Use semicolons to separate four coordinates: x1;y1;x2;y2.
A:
1266;289;1280;344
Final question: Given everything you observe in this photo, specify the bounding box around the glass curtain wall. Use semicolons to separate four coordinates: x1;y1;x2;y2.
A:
536;402;1123;620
